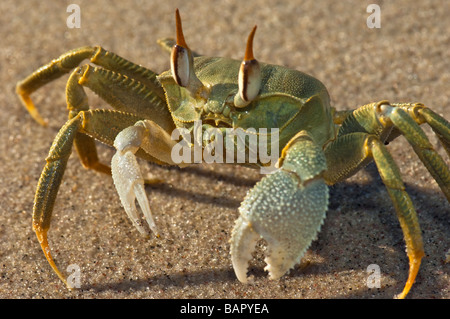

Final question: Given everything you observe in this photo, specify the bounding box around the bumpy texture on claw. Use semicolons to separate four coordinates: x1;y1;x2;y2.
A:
231;133;329;282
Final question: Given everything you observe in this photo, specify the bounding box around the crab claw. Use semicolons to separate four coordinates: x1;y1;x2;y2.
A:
230;132;329;282
111;125;159;237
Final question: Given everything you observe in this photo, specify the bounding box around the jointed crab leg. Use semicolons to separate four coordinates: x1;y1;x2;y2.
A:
33;103;181;286
392;103;450;159
16;45;166;126
369;138;424;299
18;46;176;175
418;107;450;157
33;109;145;287
333;103;450;160
72;64;172;131
66;62;175;171
65;67;111;175
378;103;450;202
323;101;450;298
17;47;95;126
324;131;424;299
17;29;184;287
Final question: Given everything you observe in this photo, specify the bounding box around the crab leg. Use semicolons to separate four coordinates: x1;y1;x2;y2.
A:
321;100;450;298
384;104;450;158
64;62;175;174
16;46;166;126
324;131;424;299
378;103;450;202
32;109;146;287
70;64;174;132
65;67;111;175
17;47;95;126
369;138;424;299
331;108;354;125
230;131;329;282
418;107;450;157
19;48;176;176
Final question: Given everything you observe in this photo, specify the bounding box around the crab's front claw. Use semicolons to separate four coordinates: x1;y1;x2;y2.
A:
111;125;159;237
230;132;329;282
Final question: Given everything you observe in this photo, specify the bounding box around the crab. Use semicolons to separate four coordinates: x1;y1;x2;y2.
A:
16;9;449;298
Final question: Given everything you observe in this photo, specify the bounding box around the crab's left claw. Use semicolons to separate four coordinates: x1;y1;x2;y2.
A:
231;132;329;282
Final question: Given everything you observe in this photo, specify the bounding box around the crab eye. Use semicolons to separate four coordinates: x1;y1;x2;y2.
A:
170;9;205;97
170;9;191;87
235;26;261;108
171;44;190;87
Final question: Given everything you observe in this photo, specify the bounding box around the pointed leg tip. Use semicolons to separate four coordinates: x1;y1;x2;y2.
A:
32;114;49;127
34;227;69;287
28;108;48;126
66;282;78;290
394;283;412;299
394;253;423;299
394;292;407;299
18;93;48;126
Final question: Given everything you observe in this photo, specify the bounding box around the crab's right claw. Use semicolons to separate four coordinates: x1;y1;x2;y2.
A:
230;132;329;282
111;125;159;237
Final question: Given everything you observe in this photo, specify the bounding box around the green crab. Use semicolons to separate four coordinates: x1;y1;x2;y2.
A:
16;10;449;298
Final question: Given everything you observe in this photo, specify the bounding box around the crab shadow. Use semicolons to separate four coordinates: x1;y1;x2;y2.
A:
87;162;449;297
84;267;238;294
145;164;258;209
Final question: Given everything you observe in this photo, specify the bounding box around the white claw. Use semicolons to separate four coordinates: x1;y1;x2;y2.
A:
230;216;260;283
230;169;328;282
111;126;159;236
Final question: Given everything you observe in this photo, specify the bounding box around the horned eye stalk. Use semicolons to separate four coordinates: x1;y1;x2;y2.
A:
234;25;262;108
171;10;261;107
170;9;206;98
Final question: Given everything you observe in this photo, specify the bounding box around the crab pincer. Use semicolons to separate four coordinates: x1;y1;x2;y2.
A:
231;132;329;282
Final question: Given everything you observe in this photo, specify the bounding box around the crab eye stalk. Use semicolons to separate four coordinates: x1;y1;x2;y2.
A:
170;9;206;98
170;9;190;87
235;26;261;108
